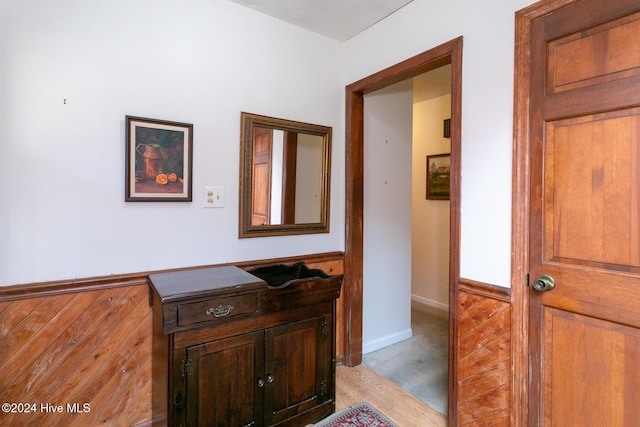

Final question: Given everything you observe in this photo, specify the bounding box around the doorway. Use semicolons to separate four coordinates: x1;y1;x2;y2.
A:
358;68;452;415
343;37;462;424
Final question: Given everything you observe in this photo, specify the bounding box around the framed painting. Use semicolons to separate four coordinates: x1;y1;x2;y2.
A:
125;116;193;202
426;153;450;200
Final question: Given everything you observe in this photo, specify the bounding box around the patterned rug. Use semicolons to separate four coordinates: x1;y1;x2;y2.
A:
314;402;398;427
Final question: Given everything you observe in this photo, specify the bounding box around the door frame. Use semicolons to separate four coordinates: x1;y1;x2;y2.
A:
511;1;577;426
343;36;463;423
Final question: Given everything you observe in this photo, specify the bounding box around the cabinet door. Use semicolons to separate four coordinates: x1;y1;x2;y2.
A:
186;331;264;427
264;315;333;425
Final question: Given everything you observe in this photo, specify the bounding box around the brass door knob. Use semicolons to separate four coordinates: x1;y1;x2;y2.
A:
533;275;555;292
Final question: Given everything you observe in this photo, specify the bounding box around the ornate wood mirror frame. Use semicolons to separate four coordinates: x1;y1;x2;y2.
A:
239;112;332;238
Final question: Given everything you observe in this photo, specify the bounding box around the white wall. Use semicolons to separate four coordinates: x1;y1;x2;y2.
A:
412;74;451;310
1;0;541;293
343;0;534;288
363;80;413;353
0;0;345;286
270;130;284;224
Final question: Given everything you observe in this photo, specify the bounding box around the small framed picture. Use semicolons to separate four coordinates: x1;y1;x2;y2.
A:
443;118;451;138
426;153;450;200
125;116;193;202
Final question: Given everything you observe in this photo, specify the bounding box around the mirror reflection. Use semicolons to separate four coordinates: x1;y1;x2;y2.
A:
239;112;332;238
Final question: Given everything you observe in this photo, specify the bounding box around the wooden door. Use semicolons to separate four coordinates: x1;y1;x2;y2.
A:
264;315;333;426
252;127;272;226
187;332;264;427
527;1;640;424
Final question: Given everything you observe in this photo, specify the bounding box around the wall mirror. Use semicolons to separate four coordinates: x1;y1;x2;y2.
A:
239;112;332;238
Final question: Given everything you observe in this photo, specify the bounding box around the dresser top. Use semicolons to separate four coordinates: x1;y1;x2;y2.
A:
148;265;267;303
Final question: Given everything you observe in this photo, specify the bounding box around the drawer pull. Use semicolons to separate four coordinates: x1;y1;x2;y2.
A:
206;304;234;318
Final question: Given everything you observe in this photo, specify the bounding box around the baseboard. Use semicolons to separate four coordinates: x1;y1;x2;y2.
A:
411;294;449;312
362;328;413;354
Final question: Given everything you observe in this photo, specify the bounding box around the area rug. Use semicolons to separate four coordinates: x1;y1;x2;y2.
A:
314;402;398;427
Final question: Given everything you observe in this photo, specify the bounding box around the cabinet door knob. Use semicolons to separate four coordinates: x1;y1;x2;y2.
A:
266;374;274;383
257;378;265;387
174;393;184;405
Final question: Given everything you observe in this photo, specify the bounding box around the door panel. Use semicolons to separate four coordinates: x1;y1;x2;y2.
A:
548;13;640;93
264;316;331;425
187;332;264;427
529;1;640;425
252;127;272;226
543;309;640;426
544;111;640;269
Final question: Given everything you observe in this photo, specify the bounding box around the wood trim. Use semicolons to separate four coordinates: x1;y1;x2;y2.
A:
0;274;151;302
511;2;578;426
344;89;365;367
344;37;463;427
0;251;345;302
347;52;453;96
447;39;463;426
459;278;511;303
281;131;298;224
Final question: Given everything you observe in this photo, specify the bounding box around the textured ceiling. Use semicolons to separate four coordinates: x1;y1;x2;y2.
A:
228;0;414;42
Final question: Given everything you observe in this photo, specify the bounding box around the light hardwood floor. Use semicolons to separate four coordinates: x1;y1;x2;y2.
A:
335;365;447;427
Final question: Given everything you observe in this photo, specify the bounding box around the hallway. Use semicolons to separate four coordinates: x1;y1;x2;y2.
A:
363;303;449;415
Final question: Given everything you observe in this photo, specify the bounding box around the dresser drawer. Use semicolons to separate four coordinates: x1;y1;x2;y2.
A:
177;293;257;327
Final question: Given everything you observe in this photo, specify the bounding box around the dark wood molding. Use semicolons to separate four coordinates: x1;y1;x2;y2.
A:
0;251;345;303
344;89;365;367
511;1;578;426
459;278;511;303
0;274;151;302
347;50;453;96
447;38;464;427
344;36;463;427
512;6;533;426
281;131;298;224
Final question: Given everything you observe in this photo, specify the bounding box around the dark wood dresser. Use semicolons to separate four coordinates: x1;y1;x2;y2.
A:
149;264;342;426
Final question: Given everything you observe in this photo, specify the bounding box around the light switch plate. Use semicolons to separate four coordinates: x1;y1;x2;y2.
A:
203;186;224;208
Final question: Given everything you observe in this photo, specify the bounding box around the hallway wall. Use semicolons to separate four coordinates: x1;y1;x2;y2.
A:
362;80;413;353
412;69;451;310
362;69;452;353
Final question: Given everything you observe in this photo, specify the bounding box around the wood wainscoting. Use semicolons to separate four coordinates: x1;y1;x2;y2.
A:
0;281;152;426
0;252;343;426
456;279;512;426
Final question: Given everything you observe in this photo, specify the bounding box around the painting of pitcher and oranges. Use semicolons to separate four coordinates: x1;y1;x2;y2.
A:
125;116;193;201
